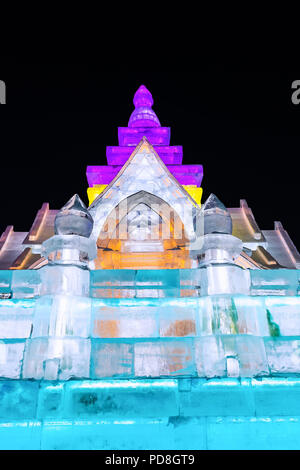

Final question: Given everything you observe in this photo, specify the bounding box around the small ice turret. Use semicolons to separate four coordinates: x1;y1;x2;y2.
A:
42;194;96;273
200;194;241;266
194;194;250;295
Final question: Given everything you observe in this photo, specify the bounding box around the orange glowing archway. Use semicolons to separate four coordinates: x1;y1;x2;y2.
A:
94;191;192;269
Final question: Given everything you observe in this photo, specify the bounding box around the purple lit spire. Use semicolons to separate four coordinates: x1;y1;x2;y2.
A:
128;85;160;128
86;84;204;190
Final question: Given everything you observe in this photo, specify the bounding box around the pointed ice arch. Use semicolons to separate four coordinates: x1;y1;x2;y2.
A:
96;190;190;248
89;138;200;242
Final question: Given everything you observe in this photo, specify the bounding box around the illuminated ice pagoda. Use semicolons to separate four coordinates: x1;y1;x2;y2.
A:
0;85;300;450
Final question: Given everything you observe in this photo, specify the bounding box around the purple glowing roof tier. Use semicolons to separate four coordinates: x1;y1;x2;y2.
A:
118;127;170;146
86;164;203;187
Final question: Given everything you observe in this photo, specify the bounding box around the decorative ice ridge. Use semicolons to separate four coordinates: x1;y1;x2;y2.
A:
128;85;161;128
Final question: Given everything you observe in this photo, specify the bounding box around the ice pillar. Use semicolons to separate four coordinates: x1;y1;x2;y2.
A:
22;195;97;380
192;194;250;296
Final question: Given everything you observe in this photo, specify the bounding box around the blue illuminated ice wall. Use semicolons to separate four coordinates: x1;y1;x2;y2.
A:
1;267;300;449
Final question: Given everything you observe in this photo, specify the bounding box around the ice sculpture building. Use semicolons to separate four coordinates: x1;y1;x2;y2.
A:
0;85;300;450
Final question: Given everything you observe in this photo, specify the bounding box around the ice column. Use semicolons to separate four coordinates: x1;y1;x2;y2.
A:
22;195;97;380
193;194;250;296
190;195;267;377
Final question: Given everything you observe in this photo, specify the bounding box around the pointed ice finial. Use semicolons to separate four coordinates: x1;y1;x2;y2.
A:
54;194;94;237
202;193;232;235
128;84;160;128
202;194;228;214
133;85;154;108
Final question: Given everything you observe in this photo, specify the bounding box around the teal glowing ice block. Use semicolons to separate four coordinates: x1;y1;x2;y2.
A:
0;270;12;297
250;269;299;296
90;268;182;298
11;269;41;298
2;378;300;449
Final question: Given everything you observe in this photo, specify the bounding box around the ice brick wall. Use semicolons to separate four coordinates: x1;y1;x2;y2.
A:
0;272;300;379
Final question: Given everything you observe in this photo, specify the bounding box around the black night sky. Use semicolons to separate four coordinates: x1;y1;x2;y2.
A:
0;55;299;246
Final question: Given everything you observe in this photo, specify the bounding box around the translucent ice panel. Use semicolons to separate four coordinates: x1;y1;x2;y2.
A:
134;339;195;377
195;335;268;378
63;379;178;419
0;299;34;338
92;306;158;338
198;264;250;296
198;297;240;336
22;338;91;380
91;341;134;378
222;335;268;377
227;296;269;337
37;382;65;419
265;297;300;336
179;378;255;417
265;337;300;374
0;339;26;379
11;269;41;298
250;269;299;296
159;306;197;337
0;380;39;419
194;336;226;377
31;295;92;338
39;265;90;297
